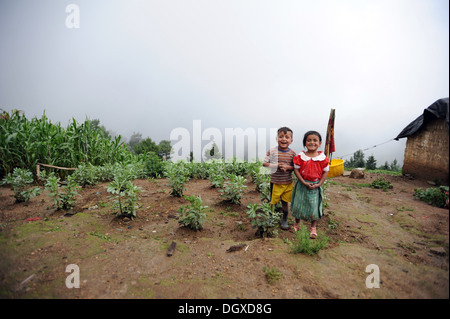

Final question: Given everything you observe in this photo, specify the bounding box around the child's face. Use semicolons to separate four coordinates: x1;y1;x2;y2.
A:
304;134;321;152
277;131;293;150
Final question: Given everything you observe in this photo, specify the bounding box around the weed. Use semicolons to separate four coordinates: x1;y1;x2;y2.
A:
370;177;393;191
289;227;329;256
263;266;282;284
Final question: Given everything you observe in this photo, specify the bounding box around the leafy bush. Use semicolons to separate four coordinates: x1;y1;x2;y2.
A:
289;227;329;256
164;162;190;197
219;174;247;204
414;186;449;208
1;168;41;202
370;177;393;191
246;203;281;238
138;151;165;178
45;174;81;210
106;172;141;219
178;195;207;230
72;163;101;187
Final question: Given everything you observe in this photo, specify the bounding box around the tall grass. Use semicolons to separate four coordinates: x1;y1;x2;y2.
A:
0;110;131;178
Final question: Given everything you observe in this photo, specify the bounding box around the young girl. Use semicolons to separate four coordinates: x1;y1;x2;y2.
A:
291;131;329;238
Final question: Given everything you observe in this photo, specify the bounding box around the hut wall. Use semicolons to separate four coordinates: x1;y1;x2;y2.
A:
402;118;449;184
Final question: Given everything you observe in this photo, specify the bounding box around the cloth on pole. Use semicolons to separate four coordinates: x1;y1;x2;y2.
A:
325;108;335;158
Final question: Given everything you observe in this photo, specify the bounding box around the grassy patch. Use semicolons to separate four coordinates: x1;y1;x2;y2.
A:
288;227;329;256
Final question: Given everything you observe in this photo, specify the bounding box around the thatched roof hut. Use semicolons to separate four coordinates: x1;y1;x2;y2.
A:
395;98;449;185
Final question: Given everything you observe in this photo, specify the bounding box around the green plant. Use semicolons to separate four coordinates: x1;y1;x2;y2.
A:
219;174;247;204
414;186;449;208
289;227;329;255
0;110;131;179
209;169;227;188
72;163;100;187
370;177;393;191
263;266;282;284
45;174;81;210
1;168;41;202
246;203;282;238
106;169;141;219
177;195;208;231
165;162;190;197
328;214;340;229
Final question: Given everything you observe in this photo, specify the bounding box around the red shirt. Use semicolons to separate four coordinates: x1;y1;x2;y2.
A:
293;151;329;182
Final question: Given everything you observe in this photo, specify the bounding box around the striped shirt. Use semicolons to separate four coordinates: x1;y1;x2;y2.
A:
264;147;296;184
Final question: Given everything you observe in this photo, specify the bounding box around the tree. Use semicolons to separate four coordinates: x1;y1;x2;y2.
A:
133;137;159;155
158;140;172;160
390;159;399;171
128;132;142;150
89;119;111;139
365;155;377;170
203;142;222;161
346;150;365;168
380;161;390;170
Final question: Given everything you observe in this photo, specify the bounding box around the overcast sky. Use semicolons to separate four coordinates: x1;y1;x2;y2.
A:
1;0;448;164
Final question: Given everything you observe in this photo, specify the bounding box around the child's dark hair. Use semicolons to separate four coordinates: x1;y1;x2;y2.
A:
277;127;293;136
303;130;322;147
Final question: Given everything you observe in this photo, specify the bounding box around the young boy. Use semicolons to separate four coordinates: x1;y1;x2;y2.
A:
263;127;296;230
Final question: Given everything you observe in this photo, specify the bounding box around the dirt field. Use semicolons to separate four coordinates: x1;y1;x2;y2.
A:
0;172;448;299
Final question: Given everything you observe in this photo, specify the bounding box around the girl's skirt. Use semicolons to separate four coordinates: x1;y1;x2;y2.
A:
291;180;323;221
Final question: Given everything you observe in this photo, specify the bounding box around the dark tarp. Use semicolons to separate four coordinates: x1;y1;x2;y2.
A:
394;97;449;140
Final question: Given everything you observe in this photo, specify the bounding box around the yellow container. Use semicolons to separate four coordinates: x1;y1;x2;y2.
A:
328;158;345;177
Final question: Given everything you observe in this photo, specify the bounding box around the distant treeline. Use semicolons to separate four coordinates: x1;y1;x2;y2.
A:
344;150;400;171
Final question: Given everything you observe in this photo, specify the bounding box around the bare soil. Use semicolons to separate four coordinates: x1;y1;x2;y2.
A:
0;173;448;299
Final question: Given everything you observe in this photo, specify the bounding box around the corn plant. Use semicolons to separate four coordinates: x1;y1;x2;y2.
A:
45;174;81;210
165;162;190;197
0;110;131;179
246;202;282;238
1;168;41;202
219;174;247;204
177;195;207;230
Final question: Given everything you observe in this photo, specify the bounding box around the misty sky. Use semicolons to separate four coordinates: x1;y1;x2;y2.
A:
0;0;449;165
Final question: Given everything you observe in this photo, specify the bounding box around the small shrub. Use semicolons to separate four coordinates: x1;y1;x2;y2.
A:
178;195;207;231
165;162;190;197
209;169;227;188
106;169;141;219
1;168;41;202
219;174;247;204
246;203;281;238
45;174;81;210
414;186;449;208
72;163;100;187
289;227;329;256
